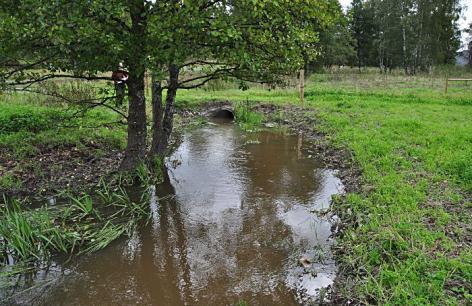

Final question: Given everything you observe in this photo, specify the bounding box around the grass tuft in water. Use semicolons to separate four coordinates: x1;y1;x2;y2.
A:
234;100;263;130
0;199;77;261
0;178;154;267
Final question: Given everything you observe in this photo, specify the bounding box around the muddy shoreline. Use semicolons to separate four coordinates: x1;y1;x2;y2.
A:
0;144;123;201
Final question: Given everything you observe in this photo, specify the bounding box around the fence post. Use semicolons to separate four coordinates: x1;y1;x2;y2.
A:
445;78;448;94
299;69;305;103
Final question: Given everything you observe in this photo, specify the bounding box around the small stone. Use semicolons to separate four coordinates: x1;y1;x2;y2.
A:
299;257;312;268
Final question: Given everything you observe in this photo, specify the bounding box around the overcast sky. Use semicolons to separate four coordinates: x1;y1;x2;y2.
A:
338;0;472;46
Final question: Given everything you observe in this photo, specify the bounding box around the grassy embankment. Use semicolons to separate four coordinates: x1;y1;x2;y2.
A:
177;69;472;304
0;69;470;304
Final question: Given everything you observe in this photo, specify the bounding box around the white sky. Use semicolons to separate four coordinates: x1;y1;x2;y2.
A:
338;0;472;47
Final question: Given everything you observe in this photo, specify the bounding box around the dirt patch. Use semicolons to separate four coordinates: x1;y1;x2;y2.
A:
0;143;122;201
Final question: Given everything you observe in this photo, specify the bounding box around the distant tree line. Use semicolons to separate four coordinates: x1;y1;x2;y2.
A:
310;0;463;74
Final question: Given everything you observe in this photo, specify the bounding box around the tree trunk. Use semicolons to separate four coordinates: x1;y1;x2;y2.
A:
150;65;180;158
120;0;147;170
150;77;163;157
399;1;409;75
469;42;472;67
121;71;147;170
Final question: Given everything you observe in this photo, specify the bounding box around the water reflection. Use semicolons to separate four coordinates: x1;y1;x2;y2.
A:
4;121;343;306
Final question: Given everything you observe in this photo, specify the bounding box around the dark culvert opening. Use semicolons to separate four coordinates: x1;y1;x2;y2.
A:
210;109;235;120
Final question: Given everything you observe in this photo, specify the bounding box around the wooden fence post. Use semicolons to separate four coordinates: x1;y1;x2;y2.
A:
299;69;305;103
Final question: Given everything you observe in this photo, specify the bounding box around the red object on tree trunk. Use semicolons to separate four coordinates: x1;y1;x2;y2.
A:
112;70;129;83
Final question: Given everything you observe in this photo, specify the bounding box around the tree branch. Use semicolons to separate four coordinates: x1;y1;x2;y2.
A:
15;88;128;119
6;74;111;87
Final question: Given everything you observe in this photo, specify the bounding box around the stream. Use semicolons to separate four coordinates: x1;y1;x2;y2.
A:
2;118;344;305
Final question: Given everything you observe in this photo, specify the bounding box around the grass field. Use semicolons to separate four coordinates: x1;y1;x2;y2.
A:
177;69;472;304
1;69;471;304
306;78;471;305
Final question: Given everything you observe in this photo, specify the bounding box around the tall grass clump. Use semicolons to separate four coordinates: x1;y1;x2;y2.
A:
234;100;263;130
0;178;154;266
0;200;78;261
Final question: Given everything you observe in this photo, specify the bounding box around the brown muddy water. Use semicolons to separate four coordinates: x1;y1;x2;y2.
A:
2;119;344;305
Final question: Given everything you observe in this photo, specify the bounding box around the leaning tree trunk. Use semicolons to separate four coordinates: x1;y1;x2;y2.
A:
120;0;147;170
150;65;180;158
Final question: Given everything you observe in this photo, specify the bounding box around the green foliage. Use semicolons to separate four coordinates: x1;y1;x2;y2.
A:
308;2;356;70
0;173;22;190
0;0;339;87
0;94;126;158
348;0;462;72
146;0;339;83
0;200;79;260
0;108;66;134
234;101;263;130
0;179;153;264
149;156;164;179
70;195;96;220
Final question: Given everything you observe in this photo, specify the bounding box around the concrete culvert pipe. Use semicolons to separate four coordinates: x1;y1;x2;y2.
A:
210;109;235;120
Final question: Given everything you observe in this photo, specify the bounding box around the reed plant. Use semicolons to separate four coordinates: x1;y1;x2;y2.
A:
0;178;153;266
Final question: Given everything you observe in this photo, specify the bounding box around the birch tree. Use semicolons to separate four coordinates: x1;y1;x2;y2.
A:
348;0;462;73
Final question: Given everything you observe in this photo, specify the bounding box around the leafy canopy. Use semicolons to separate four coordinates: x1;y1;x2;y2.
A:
0;0;338;86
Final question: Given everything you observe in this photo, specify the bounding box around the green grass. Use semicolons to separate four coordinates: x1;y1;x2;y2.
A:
0;94;126;158
233;100;264;130
307;86;472;304
177;69;472;304
0;176;154;264
0;173;22;190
